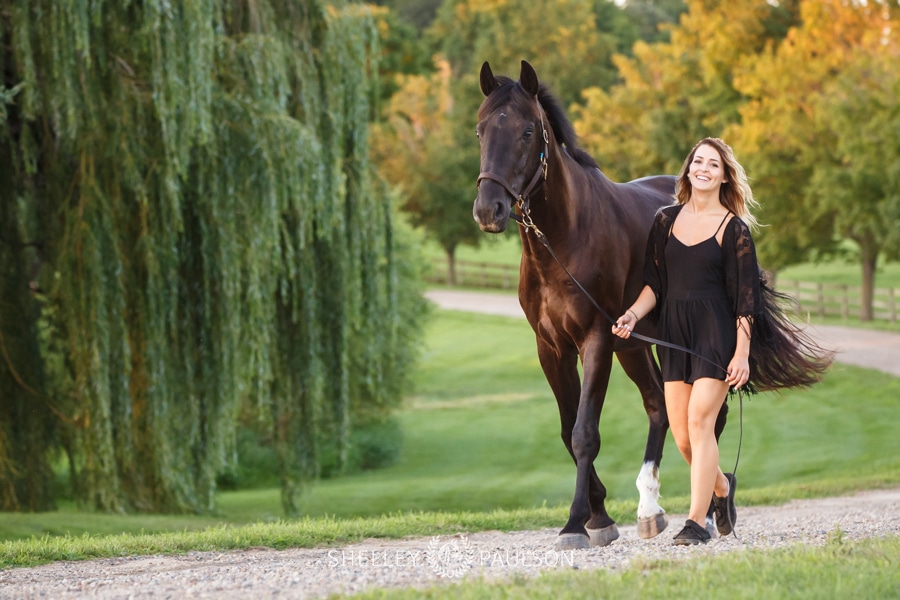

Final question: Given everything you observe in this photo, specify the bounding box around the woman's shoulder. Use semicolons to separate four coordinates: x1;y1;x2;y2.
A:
723;213;753;236
654;203;682;225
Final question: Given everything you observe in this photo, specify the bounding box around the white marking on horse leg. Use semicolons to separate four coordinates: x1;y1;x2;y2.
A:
636;461;665;519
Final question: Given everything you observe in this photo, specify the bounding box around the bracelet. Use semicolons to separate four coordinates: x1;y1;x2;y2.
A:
627;309;639;321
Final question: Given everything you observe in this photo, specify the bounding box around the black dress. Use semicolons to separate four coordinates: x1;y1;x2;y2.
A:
643;204;760;385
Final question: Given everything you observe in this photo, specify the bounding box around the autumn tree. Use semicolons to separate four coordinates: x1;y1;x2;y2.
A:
0;0;425;514
429;0;627;105
372;59;483;284
571;0;800;181
375;0;649;280
732;0;900;318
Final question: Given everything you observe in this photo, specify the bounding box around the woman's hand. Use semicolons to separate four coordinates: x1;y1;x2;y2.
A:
726;354;750;389
612;311;638;339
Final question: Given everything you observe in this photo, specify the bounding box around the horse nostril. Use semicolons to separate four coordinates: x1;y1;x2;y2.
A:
493;201;506;220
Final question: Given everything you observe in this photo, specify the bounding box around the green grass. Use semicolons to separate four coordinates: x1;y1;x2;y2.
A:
1;310;898;570
778;258;900;289
423;233;522;267
350;534;900;599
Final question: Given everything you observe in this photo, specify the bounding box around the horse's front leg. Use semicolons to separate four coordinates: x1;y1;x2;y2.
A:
538;337;615;548
557;337;616;550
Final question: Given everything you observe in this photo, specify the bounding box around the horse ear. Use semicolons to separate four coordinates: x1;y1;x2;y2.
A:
480;62;498;97
520;60;539;97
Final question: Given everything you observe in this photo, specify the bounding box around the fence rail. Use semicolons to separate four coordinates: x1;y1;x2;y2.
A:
426;258;898;323
426;258;520;290
779;279;898;323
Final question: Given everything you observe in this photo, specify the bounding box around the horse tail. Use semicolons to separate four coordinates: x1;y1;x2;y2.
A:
749;273;835;393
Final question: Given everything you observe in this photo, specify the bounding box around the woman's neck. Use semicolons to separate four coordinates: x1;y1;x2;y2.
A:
686;191;723;215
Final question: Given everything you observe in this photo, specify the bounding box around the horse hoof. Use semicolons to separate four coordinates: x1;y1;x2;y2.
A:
637;512;668;539
556;533;591;550
586;524;620;547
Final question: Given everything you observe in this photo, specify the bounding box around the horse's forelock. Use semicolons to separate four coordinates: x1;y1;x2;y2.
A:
478;76;515;120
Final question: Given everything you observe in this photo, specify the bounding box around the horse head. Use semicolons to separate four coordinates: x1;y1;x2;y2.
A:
473;60;549;233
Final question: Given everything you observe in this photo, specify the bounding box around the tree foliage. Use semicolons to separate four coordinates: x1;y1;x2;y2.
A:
571;0;800;181
371;58;484;283
730;0;900;316
0;0;426;514
373;0;659;273
428;0;625;105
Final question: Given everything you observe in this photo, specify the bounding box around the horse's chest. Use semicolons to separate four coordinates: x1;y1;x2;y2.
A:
521;281;596;347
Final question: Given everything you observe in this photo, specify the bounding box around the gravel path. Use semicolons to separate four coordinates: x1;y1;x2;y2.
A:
2;489;899;599
1;290;897;599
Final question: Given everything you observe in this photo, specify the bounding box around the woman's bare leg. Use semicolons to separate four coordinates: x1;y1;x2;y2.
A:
686;377;730;524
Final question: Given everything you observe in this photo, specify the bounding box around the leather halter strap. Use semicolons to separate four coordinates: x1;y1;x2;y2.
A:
475;95;550;222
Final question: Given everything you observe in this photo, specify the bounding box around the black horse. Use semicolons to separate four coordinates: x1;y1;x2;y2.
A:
473;61;679;549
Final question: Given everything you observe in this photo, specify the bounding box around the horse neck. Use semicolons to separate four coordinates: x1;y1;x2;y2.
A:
522;148;611;246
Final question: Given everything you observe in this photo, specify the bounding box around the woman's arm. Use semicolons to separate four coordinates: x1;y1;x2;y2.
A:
726;316;752;389
612;285;657;339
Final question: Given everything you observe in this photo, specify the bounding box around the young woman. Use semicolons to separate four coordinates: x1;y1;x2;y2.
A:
612;138;832;545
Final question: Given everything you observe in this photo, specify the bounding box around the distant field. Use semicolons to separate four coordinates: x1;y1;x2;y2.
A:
421;233;900;288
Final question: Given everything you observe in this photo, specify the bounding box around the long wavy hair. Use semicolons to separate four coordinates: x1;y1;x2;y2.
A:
674;137;759;231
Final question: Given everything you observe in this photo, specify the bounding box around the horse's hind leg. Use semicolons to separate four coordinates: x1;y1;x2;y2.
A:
616;346;669;538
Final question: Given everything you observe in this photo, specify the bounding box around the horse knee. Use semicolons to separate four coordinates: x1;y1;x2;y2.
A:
571;424;599;461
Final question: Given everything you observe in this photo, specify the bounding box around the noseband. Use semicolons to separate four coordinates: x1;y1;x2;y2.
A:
476;95;549;225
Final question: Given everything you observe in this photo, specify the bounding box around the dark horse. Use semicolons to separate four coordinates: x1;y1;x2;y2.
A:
473;61;676;549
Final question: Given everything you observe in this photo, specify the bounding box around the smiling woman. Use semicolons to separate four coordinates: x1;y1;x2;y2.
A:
615;137;834;545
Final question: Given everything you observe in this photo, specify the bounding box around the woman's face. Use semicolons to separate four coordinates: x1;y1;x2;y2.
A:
688;144;727;193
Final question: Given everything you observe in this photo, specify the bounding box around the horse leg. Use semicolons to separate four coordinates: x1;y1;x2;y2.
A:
558;340;616;549
616;346;669;539
536;340;615;549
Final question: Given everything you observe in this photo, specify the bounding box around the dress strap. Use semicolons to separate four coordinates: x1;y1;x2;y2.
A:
714;211;733;237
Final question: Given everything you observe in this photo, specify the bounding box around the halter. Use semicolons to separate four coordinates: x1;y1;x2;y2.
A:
475;93;549;226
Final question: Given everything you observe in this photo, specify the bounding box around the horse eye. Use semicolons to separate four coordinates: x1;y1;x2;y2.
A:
524;128;533;139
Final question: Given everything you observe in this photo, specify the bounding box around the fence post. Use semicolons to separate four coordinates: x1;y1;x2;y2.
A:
891;288;897;323
817;282;825;318
840;284;848;320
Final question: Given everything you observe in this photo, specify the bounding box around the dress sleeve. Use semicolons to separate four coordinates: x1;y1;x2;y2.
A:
723;217;761;317
642;208;671;302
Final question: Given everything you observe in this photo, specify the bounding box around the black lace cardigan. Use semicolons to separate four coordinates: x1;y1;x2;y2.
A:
641;204;831;392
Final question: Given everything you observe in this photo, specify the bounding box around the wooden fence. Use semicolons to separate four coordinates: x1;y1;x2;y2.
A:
426;258;899;323
426;258;520;290
779;279;898;323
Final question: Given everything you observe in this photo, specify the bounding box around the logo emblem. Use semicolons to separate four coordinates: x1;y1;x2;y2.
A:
425;535;475;578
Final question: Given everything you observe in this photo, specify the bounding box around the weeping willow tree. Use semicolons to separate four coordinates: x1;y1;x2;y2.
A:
0;0;425;514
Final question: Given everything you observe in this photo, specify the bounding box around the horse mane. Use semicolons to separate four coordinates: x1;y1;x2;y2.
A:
479;76;600;171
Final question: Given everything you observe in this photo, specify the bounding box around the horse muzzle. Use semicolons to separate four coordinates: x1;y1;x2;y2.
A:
473;175;515;233
473;194;511;233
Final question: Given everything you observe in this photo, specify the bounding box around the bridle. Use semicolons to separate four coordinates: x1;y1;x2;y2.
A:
475;94;549;231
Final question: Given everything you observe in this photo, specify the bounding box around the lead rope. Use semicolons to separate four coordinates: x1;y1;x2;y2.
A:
516;198;748;540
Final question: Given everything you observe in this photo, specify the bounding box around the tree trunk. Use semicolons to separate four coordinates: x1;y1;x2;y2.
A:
446;248;457;286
